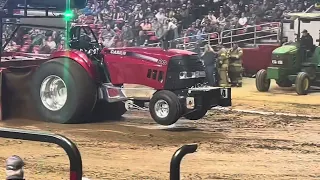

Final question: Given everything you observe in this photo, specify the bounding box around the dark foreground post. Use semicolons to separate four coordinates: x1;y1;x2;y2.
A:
170;144;198;180
0;128;83;180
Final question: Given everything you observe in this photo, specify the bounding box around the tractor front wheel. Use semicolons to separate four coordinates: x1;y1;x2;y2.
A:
149;90;182;126
255;69;271;92
295;72;310;95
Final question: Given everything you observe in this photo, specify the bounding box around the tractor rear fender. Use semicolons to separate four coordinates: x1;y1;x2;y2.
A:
50;50;97;80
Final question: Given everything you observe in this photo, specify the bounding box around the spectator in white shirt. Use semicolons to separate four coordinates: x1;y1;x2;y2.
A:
155;8;166;23
238;12;248;27
107;0;117;7
166;18;178;39
217;13;226;26
201;16;210;26
103;35;115;48
208;11;217;23
45;36;56;50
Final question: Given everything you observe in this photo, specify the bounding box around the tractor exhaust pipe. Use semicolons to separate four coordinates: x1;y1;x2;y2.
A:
170;144;198;180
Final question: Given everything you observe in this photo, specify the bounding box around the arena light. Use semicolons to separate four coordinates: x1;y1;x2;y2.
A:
63;10;73;21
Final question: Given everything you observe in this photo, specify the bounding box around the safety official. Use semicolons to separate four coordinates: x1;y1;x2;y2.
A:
216;43;230;87
228;42;243;87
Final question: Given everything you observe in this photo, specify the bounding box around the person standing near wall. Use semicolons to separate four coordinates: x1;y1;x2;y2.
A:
228;42;243;87
201;44;218;86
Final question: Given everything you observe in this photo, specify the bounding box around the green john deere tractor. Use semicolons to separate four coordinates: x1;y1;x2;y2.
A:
256;13;320;95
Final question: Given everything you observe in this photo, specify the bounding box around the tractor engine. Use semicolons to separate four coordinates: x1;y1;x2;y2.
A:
164;55;206;89
267;43;299;83
103;48;206;90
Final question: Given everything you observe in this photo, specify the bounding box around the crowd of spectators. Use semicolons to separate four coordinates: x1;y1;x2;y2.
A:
3;0;316;53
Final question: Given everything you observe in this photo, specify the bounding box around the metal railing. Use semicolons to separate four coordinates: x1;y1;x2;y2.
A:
175;32;220;51
147;32;220;51
158;22;281;51
219;22;280;47
0;127;198;180
305;4;315;13
0;127;83;180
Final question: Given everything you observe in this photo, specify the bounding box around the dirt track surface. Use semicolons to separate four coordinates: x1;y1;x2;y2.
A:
0;78;320;180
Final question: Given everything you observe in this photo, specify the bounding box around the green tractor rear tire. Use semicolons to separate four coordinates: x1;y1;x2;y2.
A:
295;72;310;95
256;69;271;92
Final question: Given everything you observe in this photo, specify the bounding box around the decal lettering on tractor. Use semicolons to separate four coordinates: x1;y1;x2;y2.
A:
157;59;167;65
110;50;127;55
220;88;228;99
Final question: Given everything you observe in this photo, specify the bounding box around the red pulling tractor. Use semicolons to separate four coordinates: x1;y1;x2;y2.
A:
0;0;231;126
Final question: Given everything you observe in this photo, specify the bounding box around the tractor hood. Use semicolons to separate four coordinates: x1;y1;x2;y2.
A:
103;47;198;65
272;45;298;55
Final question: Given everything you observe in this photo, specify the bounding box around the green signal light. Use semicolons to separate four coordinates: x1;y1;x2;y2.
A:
64;10;74;21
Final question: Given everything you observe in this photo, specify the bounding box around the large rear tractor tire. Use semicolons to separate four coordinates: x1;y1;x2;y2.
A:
184;108;208;120
295;72;310;95
256;69;271;92
149;90;182;126
31;58;97;123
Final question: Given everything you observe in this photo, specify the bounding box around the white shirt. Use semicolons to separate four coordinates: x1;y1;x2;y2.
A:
201;18;207;25
217;17;226;26
46;41;56;49
238;17;248;26
208;15;217;23
155;12;166;23
168;21;177;30
103;38;115;48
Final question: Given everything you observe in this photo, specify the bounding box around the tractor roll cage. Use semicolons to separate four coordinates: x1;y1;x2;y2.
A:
286;13;320;42
0;0;71;60
1;18;65;52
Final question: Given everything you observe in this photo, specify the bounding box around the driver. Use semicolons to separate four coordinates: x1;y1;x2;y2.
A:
300;29;313;51
78;34;91;50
